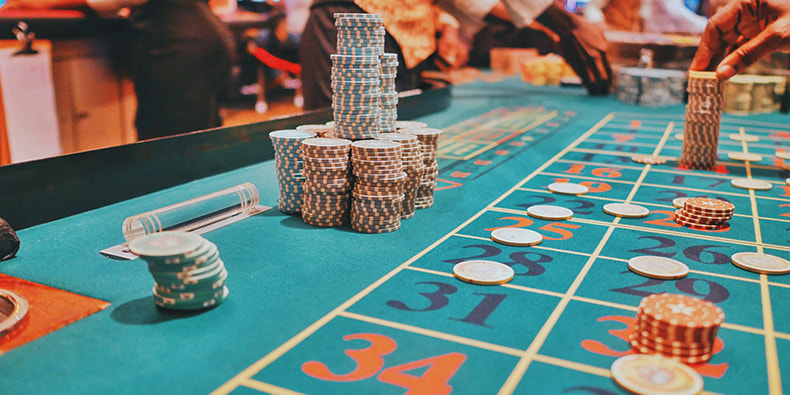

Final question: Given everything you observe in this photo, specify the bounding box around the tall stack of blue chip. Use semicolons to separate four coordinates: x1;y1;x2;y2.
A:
128;231;229;311
331;13;385;139
269;129;316;214
379;53;398;132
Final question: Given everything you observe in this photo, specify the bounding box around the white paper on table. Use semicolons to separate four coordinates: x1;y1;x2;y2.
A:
0;45;60;163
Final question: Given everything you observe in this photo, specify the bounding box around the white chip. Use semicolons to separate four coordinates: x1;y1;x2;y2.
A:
548;182;589;195
674;133;684;141
526;205;573;220
731;178;772;190
611;354;704;395
776;150;790;160
628;256;689;279
603;203;650;218
453;260;515;285
786;178;790;186
731;252;790;274
727;152;763;162
490;228;543;247
672;197;688;209
728;133;759;142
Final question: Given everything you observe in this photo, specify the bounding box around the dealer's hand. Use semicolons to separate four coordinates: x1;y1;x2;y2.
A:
691;0;790;79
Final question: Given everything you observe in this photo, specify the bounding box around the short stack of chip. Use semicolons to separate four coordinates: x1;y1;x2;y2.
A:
674;197;734;230
270;129;316;214
379;53;398;132
404;127;442;209
376;132;424;219
630;293;724;364
300;137;353;226
128;231;229;311
350;140;405;233
680;71;724;170
331;13;384;140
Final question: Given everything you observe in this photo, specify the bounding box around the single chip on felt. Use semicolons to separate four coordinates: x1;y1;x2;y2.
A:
603;203;650;218
628;256;689;279
727;152;763;162
631;154;667;165
730;252;790;275
731;178;772;190
776;150;790;160
526;205;573;220
547;182;589;195
611;354;704;395
0;218;20;261
728;133;759;142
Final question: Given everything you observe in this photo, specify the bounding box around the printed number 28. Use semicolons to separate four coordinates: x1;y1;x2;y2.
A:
302;333;466;395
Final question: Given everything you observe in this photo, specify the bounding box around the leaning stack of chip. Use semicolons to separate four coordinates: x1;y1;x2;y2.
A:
300;137;353;226
379;53;398;132
630;293;724;364
270;129;316;214
403;127;442;209
680;71;724;170
674;197;734;230
331;13;385;140
128;231;229;311
376;132;424;219
350;140;406;233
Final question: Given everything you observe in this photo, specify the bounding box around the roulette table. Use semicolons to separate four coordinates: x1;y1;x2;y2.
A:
0;77;789;394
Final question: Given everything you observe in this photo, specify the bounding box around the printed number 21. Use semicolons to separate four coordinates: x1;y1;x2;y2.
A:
302;333;466;395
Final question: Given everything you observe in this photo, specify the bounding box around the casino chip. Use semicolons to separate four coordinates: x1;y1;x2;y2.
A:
730;252;790;275
603;203;650;218
727;151;762;162
674;197;733;229
490;228;542;247
631;154;667;165
630;293;724;365
731;178;772;190
453;260;514;285
728;133;759;142
526;205;573;220
611;354;704;395
672;197;688;209
680;71;724;170
130;231;229;311
776;150;790;160
628;256;689;279
547;182;589;195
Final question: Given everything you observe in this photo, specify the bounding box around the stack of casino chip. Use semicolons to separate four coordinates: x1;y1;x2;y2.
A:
376;132;423;219
270;129;316;214
128;231;229;311
331;13;384;140
680;71;724;170
350;140;406;233
299;137;353;227
297;124;336;138
379;53;399;132
674;197;734;230
403;127;442;209
630;293;724;364
615;67;686;107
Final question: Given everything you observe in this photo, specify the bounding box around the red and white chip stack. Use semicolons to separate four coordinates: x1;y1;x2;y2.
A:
680;71;724;170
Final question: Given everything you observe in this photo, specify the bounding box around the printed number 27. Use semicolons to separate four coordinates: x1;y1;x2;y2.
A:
302;333;466;395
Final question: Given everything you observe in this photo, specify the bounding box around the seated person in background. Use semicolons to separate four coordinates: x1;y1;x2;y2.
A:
3;0;236;141
691;0;790;80
300;0;612;111
584;0;708;35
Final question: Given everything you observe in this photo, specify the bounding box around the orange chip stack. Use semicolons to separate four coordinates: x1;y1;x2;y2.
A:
674;197;734;230
631;293;725;364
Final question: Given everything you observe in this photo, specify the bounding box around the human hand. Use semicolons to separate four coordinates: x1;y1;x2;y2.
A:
691;0;790;79
536;1;612;95
436;24;470;70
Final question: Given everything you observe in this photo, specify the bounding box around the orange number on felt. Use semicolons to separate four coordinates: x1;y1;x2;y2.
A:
565;164;585;174
302;333;396;382
643;210;682;228
378;352;466;395
539;222;581;240
484;216;534;231
781;204;790;217
582;315;729;378
591;168;622;178
779;186;790;198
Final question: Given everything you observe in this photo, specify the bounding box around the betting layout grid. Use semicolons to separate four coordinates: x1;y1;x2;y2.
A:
217;109;790;394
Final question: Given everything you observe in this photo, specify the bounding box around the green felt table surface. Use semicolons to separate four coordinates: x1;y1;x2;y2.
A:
1;77;789;394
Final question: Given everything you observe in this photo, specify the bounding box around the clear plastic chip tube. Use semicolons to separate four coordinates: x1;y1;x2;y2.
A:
122;183;260;241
